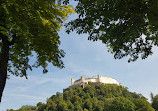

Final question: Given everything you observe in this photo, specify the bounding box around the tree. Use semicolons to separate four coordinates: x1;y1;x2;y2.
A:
109;97;136;111
136;106;155;111
37;102;46;111
152;95;158;111
0;0;74;102
57;100;68;111
65;0;158;62
46;99;57;111
13;105;36;111
84;99;93;110
134;98;155;111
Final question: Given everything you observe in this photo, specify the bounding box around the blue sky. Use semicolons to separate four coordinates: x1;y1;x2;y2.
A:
1;3;158;111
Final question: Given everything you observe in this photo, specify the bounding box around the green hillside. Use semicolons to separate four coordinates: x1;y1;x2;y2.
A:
8;84;155;111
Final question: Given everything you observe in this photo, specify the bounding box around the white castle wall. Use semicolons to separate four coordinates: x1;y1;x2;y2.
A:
99;77;120;85
71;74;120;87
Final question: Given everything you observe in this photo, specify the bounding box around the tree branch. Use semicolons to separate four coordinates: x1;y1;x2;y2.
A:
9;34;16;46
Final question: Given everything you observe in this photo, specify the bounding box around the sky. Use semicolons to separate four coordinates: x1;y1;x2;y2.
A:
1;2;158;111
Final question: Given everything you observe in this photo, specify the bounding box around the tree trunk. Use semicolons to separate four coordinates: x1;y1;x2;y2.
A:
0;36;9;102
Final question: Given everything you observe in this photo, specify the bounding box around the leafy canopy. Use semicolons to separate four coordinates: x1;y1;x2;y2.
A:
152;94;158;111
0;0;74;77
65;0;158;62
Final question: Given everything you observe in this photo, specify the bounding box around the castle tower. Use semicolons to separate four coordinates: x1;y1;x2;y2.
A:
98;74;102;78
71;78;75;85
81;76;85;88
81;76;85;82
98;74;102;82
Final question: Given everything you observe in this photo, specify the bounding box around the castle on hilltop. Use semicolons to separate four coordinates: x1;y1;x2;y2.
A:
64;75;122;91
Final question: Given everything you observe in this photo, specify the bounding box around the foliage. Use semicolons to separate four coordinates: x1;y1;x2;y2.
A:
65;0;158;62
132;98;155;111
0;0;74;77
0;0;74;102
8;84;155;111
136;106;155;111
109;97;136;111
7;105;36;111
152;95;158;111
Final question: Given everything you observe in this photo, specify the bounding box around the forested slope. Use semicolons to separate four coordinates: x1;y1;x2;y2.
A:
8;84;155;111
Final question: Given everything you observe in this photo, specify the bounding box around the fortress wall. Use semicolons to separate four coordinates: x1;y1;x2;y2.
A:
100;77;119;85
73;79;82;85
87;78;98;83
71;75;120;87
73;78;98;86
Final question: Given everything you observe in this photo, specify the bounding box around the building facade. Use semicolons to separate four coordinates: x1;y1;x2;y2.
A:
70;74;121;88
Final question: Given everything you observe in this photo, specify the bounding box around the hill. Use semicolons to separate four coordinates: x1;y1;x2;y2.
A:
8;84;155;111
